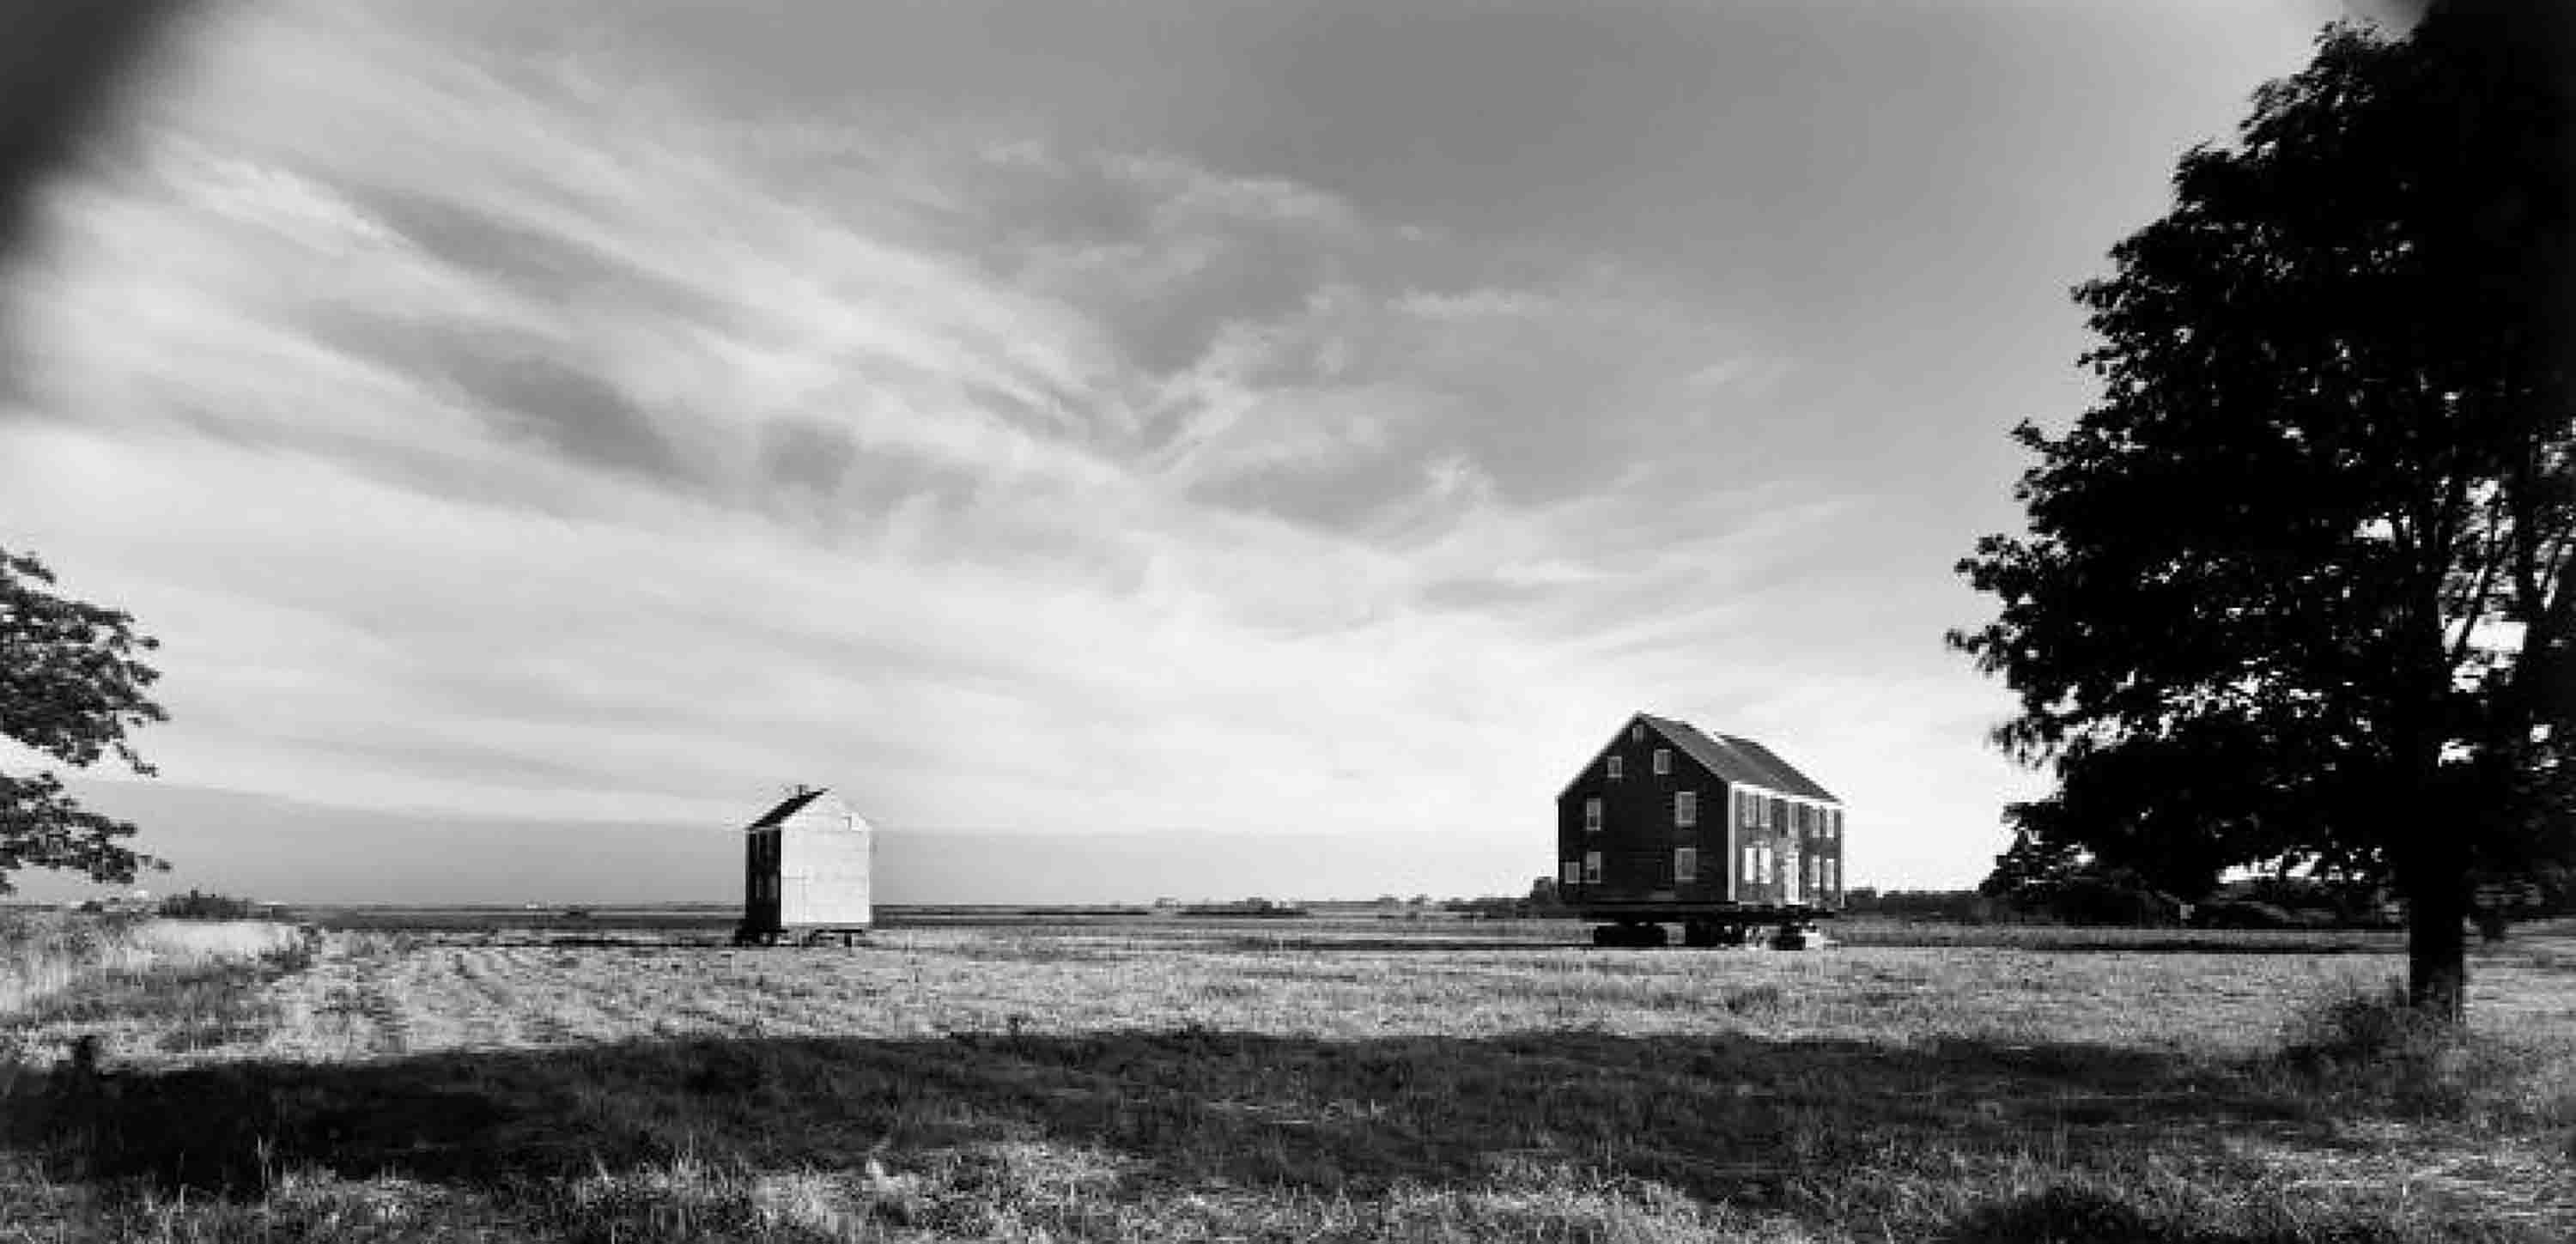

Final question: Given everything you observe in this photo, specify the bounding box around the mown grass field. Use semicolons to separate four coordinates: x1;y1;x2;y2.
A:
3;911;2573;1242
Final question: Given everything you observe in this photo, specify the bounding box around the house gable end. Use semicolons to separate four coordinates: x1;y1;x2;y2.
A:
1558;713;1840;808
1556;713;1661;802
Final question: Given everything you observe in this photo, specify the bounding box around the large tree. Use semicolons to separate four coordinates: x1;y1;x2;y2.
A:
0;1;196;265
0;547;168;893
1953;12;2575;1017
1;7;198;888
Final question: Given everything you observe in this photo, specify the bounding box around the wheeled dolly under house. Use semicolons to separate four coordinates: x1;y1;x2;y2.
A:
1582;905;1832;950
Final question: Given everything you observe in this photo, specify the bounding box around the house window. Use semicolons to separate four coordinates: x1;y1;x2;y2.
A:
1832;809;1843;839
1797;804;1813;833
1607;755;1623;780
1562;860;1582;886
1805;856;1820;889
1583;798;1602;834
1741;846;1759;885
1652;749;1671;775
1674;790;1698;828
1631;723;1644;743
1674;847;1698;883
1583;852;1603;883
1769;797;1786;829
1821;859;1838;892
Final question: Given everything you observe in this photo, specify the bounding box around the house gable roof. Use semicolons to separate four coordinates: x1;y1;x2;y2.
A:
1698;729;1841;803
1558;713;1841;804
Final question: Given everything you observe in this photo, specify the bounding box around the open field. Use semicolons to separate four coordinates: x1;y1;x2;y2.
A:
3;914;2573;1242
298;903;2421;955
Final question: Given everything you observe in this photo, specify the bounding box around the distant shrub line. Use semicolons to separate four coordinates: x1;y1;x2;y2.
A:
155;890;267;921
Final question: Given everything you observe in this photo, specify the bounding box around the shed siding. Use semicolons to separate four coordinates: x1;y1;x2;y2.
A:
780;816;872;928
741;790;874;934
744;828;783;930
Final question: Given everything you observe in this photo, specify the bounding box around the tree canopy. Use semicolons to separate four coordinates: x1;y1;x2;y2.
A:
0;546;168;893
1952;15;2575;1016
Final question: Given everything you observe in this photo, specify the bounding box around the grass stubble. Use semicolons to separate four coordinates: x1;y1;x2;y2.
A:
0;913;2568;1242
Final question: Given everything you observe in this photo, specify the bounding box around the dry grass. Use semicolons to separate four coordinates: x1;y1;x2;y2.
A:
3;913;2573;1242
1832;917;2408;955
2;913;310;1018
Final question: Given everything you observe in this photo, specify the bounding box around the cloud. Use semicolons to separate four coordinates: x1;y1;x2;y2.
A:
970;149;1366;379
19;0;1805;545
757;417;861;498
410;325;690;482
1;395;1925;846
0;0;2087;901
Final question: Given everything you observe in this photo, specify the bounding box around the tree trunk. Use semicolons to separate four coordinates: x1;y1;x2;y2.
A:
2389;623;2471;1018
2405;868;2470;1019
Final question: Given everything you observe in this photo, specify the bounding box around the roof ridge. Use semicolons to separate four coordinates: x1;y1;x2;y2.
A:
748;786;832;828
1643;714;1840;803
1557;712;1840;804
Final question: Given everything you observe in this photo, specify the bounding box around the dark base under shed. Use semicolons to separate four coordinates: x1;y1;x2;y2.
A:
732;925;872;948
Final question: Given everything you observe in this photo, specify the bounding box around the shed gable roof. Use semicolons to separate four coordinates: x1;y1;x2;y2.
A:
748;787;829;829
746;787;878;837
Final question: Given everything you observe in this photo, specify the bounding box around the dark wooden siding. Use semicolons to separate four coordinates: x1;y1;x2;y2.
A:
1562;718;1847;912
743;828;782;931
1558;728;1733;905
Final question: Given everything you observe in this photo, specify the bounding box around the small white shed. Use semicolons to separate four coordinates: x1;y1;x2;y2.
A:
736;786;874;945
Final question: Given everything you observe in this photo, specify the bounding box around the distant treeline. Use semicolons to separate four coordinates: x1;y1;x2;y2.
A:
155;890;271;920
1176;898;1310;918
1848;883;2377;929
1844;886;2207;927
1487;872;2572;931
1868;869;2572;931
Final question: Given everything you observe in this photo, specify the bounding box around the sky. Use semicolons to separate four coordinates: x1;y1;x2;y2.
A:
0;0;2356;904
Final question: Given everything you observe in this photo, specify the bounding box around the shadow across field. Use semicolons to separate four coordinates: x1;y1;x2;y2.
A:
1212;935;1573;953
1848;938;2402;956
6;1029;2325;1214
457;935;738;950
